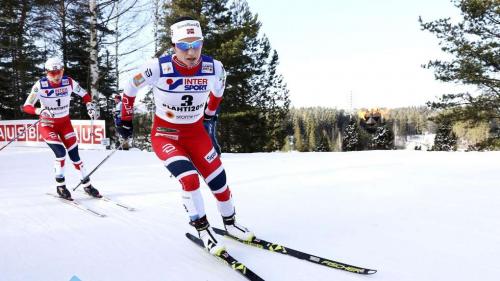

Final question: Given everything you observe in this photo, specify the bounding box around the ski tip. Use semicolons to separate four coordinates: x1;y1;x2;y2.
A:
366;269;377;274
186;232;206;248
86;209;107;218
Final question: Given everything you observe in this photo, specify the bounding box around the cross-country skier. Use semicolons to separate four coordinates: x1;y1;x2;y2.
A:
117;16;254;255
112;94;122;126
112;94;130;150
22;57;101;200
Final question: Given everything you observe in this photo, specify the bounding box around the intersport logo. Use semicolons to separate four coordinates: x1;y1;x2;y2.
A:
166;78;208;91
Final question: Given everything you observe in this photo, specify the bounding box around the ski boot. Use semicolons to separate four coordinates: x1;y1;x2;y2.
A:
223;212;255;241
190;215;225;256
56;177;72;200
82;178;102;198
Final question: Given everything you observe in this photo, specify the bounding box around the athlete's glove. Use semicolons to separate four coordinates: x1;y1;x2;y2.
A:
117;120;133;140
86;102;100;120
203;114;221;154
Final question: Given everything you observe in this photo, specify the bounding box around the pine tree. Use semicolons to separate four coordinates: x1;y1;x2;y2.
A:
421;0;500;127
0;0;44;120
372;126;395;150
98;49;118;140
306;115;317;151
452;120;489;149
316;130;331;152
254;50;290;151
142;90;155;113
133;112;153;151
218;110;267;152
292;116;303;151
432;119;458;151
138;89;155;150
342;118;361;151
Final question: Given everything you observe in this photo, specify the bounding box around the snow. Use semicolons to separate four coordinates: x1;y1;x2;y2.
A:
1;148;499;281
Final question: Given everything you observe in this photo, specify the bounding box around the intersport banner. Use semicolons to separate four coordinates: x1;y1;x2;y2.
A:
0;119;106;150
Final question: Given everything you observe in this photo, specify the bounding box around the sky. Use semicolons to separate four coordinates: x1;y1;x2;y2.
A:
244;0;476;109
124;0;477;110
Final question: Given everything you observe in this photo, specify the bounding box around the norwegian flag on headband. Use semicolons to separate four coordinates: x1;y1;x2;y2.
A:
186;28;195;34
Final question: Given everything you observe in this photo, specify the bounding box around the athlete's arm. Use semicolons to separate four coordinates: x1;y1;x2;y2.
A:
70;78;92;104
121;58;160;121
69;78;98;119
205;60;226;117
22;82;43;115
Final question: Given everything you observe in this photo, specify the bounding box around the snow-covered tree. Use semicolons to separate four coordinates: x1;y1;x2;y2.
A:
372;126;394;150
342;119;361;151
433;120;458;151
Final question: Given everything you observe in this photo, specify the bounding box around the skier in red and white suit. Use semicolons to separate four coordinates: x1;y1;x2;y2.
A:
22;57;101;200
118;16;254;255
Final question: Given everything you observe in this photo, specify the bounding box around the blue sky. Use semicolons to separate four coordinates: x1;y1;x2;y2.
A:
245;0;475;109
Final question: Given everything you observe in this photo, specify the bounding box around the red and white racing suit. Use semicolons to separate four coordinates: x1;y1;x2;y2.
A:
121;54;233;221
23;76;91;182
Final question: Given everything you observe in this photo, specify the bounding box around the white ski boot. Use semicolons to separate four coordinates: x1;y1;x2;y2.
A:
223;213;255;241
190;216;225;256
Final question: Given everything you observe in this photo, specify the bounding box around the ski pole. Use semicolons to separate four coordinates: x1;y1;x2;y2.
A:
72;140;126;191
88;101;99;137
0;120;41;152
90;118;95;137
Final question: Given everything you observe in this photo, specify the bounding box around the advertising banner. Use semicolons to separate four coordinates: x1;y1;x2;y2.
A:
0;119;106;150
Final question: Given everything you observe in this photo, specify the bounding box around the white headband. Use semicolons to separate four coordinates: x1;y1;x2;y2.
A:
170;20;203;43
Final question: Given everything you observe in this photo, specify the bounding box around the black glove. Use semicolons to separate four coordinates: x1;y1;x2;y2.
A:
203;114;221;154
117;120;133;140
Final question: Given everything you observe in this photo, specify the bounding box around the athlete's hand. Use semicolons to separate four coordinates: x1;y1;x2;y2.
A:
117;120;133;140
86;102;100;120
203;113;215;131
36;108;54;118
203;114;221;155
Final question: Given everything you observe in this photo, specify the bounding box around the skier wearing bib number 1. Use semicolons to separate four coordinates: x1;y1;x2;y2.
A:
116;16;254;255
22;57;101;201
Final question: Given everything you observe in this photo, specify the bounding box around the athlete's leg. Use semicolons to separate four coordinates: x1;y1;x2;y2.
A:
188;128;254;241
39;121;66;179
151;130;206;221
58;119;87;180
39;120;70;198
57;118;100;197
187;130;234;217
152;119;231;254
